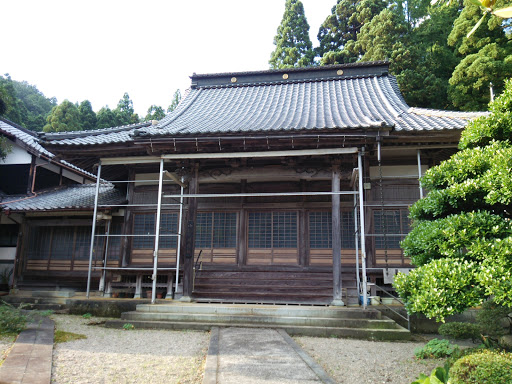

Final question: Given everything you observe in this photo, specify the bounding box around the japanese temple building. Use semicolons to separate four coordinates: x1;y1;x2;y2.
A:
0;62;485;305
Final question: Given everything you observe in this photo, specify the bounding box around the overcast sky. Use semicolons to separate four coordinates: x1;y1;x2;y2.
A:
1;0;335;117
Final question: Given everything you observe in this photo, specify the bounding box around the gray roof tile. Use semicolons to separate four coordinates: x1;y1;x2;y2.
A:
41;63;487;147
1;184;124;211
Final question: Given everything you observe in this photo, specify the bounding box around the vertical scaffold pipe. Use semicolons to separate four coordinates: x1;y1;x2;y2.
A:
417;149;423;199
353;192;360;299
152;159;165;304
358;151;368;310
86;162;102;299
175;183;184;296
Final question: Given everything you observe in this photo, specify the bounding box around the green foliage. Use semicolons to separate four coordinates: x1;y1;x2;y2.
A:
438;322;481;341
0;136;11;160
113;92;139;126
269;0;314;69
414;338;460;359
145;105;165;121
122;323;135;330
82;313;92;319
77;100;97;131
96;106;117;129
167;89;181;113
476;299;511;338
395;79;512;321
0;302;27;334
43;100;81;132
411;365;450;384
449;350;512;384
317;0;386;65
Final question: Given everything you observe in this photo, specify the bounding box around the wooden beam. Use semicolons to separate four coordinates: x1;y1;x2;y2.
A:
331;164;344;305
163;170;187;188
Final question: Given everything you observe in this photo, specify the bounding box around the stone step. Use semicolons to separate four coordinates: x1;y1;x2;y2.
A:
121;311;398;329
134;303;381;319
104;319;411;341
30;290;75;298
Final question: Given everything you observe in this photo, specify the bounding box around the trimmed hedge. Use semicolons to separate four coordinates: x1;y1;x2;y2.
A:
450;350;512;384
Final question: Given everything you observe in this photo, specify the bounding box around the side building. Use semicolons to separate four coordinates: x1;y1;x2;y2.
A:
6;62;485;304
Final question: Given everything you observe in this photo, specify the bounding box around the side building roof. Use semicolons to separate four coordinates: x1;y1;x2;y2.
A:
40;62;486;147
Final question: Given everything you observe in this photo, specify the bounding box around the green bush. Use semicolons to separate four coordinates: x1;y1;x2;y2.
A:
0;302;27;334
438;322;481;342
450;350;512;384
476;299;511;338
411;366;449;384
414;338;460;359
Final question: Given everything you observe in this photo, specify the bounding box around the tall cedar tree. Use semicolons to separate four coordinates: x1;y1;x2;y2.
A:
114;92;139;126
394;80;512;321
447;0;512;110
77;100;97;131
96;106;117;129
145;105;165;121
269;0;314;69
317;0;386;65
167;89;181;113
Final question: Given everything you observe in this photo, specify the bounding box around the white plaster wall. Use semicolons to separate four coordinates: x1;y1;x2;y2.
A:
369;165;429;179
1;140;32;165
0;247;16;261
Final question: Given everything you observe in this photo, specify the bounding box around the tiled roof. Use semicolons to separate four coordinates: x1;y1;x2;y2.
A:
1;184;125;211
0;118;96;178
41;62;487;146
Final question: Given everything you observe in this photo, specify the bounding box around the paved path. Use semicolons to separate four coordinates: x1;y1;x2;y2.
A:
203;327;335;384
0;317;54;384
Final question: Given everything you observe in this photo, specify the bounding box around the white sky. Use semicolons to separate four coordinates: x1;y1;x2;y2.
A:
1;0;336;117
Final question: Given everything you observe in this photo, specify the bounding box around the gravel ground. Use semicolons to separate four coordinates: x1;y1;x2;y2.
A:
51;314;209;384
295;336;458;384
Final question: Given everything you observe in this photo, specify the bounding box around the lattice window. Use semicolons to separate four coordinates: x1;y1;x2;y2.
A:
26;227;51;260
248;211;297;249
73;227;91;260
213;212;237;248
195;213;213;248
133;213;155;249
248;212;272;248
50;227;75;260
106;218;123;260
160;213;178;249
374;209;411;249
309;211;355;249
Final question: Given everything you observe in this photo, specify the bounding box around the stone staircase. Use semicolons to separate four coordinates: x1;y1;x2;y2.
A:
193;270;360;306
106;303;411;341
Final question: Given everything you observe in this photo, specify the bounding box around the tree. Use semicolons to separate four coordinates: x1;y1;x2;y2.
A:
113;92;139;126
447;1;512;110
145;105;165;121
269;0;314;69
317;0;387;65
96;106;117;129
394;80;512;321
167;89;181;113
77;100;97;131
394;4;461;109
43;100;81;132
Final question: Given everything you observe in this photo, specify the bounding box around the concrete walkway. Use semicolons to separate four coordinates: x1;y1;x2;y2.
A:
0;317;54;384
203;327;335;384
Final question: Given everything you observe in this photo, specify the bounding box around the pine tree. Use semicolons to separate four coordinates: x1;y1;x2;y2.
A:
269;0;314;69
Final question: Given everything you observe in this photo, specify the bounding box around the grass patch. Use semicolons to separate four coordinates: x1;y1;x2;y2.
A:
54;330;87;344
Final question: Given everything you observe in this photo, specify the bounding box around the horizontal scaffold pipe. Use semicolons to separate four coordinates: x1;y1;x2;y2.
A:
163;191;357;198
91;267;177;271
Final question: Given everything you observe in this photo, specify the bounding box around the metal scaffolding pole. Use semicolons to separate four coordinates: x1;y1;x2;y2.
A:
151;159;165;304
86;162;102;299
175;182;184;296
99;220;111;293
353;191;360;300
417;149;424;199
358;152;368;310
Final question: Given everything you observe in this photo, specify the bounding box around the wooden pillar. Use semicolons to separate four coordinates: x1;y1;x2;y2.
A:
26;156;36;194
121;169;135;267
331;163;344;306
181;164;199;300
238;179;247;267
